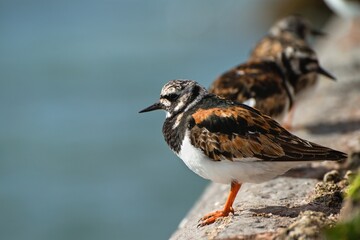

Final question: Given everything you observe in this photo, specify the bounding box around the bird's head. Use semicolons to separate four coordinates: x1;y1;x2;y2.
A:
139;79;207;118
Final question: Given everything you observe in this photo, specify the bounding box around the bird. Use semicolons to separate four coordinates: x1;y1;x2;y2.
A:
249;15;324;60
249;15;335;96
139;79;347;227
209;59;293;122
214;15;336;129
209;42;334;128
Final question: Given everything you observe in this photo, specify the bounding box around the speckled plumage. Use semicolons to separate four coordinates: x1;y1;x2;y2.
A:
249;15;336;98
140;79;346;181
209;60;292;121
139;79;347;226
209;16;335;126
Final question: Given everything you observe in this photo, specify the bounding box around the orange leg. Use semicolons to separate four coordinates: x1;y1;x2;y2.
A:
283;105;295;130
198;181;242;227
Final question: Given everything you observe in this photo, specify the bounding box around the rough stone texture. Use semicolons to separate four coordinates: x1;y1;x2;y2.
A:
172;178;328;240
170;17;360;240
276;211;336;240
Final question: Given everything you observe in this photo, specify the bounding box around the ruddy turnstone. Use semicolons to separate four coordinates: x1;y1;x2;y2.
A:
250;15;335;90
249;15;336;128
250;15;335;94
250;15;324;58
209;60;293;122
209;44;334;128
139;79;347;227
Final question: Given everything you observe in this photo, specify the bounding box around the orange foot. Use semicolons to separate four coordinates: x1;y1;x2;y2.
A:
197;207;234;227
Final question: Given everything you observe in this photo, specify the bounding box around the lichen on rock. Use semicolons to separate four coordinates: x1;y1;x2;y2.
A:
276;211;336;240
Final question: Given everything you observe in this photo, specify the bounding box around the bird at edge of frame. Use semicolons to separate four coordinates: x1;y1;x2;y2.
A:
249;15;326;59
248;15;337;129
209;15;336;130
209;59;294;125
139;79;347;227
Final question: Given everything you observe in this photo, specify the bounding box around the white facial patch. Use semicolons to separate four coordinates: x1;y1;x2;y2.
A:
174;101;185;112
172;113;184;129
160;98;171;107
174;93;190;112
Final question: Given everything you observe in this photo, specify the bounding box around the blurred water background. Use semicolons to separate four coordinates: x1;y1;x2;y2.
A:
0;1;330;239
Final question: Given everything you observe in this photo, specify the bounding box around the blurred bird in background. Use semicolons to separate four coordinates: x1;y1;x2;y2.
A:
210;15;335;130
209;59;292;122
249;15;336;129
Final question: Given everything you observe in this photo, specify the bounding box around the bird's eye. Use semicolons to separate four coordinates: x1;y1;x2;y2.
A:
163;93;179;101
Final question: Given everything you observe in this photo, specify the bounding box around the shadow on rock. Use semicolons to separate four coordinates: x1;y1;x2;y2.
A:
302;119;360;135
250;192;343;218
283;165;330;179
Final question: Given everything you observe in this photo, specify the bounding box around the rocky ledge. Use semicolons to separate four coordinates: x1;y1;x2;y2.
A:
170;17;360;240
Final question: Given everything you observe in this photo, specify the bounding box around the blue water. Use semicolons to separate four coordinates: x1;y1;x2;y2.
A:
0;1;270;239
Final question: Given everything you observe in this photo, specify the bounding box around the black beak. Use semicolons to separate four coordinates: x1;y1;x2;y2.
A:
310;28;326;37
139;102;163;113
317;66;336;81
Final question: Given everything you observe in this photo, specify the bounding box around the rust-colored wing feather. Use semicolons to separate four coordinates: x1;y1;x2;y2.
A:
250;33;305;61
209;60;292;118
249;34;336;92
189;104;347;162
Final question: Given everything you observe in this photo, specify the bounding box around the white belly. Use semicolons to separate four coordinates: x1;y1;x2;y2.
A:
177;131;301;184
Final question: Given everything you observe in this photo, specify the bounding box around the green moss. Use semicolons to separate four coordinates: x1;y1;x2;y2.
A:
324;214;360;240
324;172;360;240
347;173;360;202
